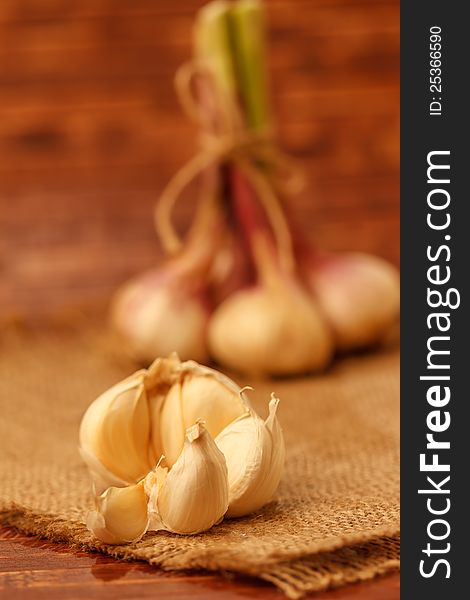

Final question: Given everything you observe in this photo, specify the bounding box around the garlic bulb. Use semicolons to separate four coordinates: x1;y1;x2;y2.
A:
80;354;285;542
111;267;209;364
208;279;333;376
308;252;400;350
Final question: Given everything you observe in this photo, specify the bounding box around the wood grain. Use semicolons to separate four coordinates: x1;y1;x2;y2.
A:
0;0;399;316
0;527;399;599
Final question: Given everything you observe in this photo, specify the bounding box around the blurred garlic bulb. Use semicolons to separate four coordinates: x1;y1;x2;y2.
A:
208;233;334;377
208;279;333;376
204;193;334;375
111;266;210;364
80;354;285;542
307;252;400;350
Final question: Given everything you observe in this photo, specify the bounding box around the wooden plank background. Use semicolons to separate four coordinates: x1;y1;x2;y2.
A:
0;0;399;317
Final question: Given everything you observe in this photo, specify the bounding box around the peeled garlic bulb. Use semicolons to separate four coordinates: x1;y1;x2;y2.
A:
111;269;209;364
308;253;400;350
87;481;149;544
208;281;333;376
80;354;285;539
146;422;229;534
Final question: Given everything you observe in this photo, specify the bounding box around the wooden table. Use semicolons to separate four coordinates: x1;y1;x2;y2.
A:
0;527;399;599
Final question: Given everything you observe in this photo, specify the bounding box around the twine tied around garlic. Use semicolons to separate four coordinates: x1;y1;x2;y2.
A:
154;60;306;274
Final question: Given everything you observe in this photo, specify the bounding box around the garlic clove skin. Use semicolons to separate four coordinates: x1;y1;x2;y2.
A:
249;395;286;513
308;252;400;350
144;464;168;532
147;421;229;535
207;281;333;376
79;371;152;491
111;269;210;365
216;396;285;517
87;481;149;545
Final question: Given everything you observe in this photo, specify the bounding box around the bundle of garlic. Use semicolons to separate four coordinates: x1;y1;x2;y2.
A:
79;354;285;543
110;0;400;376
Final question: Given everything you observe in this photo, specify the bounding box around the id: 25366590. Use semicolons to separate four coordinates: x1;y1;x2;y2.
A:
429;26;442;116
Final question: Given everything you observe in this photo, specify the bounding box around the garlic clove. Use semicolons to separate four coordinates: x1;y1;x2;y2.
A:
87;481;149;545
111;270;209;364
248;395;286;512
145;353;184;468
308;252;400;350
208;281;333;376
158;380;185;468
79;371;152;488
147;391;166;468
147;421;229;535
180;373;247;439
215;395;285;517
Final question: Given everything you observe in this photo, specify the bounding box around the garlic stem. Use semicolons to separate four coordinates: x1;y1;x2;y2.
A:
195;0;238;133
228;0;270;131
231;164;295;275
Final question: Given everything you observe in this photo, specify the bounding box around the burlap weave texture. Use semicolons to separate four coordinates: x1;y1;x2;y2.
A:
0;324;399;598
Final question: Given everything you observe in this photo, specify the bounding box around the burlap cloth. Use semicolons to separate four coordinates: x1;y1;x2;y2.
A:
0;322;399;598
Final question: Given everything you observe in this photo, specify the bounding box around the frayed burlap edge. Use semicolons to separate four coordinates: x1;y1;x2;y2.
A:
1;506;399;598
260;537;399;599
